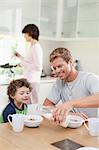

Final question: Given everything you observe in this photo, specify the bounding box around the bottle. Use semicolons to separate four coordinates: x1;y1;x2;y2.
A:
74;59;83;71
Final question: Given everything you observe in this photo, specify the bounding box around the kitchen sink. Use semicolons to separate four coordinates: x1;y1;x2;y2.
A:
51;139;84;150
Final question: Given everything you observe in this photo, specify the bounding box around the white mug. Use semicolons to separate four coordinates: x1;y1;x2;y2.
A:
84;117;99;136
8;114;25;132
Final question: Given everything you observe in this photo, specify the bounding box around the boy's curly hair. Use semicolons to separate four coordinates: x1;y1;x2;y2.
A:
7;78;32;102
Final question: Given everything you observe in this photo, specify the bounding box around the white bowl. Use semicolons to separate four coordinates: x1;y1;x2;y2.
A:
60;115;71;128
24;115;43;127
67;115;84;128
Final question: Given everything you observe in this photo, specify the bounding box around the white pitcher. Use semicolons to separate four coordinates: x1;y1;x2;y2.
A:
8;114;25;133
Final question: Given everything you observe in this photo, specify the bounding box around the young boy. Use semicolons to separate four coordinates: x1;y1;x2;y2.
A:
1;78;32;123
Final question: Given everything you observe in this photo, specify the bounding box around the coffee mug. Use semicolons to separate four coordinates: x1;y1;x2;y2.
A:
8;114;25;132
84;117;99;136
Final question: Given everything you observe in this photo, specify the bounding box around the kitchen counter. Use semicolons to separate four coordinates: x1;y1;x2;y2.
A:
0;118;99;150
0;75;56;85
40;76;56;83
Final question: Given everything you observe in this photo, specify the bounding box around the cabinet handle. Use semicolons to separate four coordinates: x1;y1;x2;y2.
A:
61;32;64;35
77;31;80;34
53;32;56;35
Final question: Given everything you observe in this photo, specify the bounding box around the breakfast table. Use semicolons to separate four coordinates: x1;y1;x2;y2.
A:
0;118;99;150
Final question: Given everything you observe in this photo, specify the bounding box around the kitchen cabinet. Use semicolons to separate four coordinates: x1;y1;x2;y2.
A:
40;0;58;38
0;0;98;39
61;0;78;38
77;0;99;37
40;0;78;39
0;0;40;35
40;0;99;39
21;0;40;31
0;1;17;35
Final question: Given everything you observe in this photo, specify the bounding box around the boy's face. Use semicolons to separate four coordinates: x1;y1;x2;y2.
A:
11;86;31;104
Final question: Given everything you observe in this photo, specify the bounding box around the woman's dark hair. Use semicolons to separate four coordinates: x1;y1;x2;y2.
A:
22;24;39;40
7;78;32;102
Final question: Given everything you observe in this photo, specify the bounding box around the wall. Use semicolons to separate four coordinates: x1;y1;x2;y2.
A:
40;39;99;76
64;40;99;75
40;40;66;75
97;40;99;75
0;36;99;76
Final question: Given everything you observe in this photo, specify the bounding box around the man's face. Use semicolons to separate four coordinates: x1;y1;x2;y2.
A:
51;57;72;80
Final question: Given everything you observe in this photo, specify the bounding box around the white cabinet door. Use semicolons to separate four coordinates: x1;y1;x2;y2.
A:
40;0;78;39
0;0;20;35
0;0;40;35
1;0;98;39
77;0;99;37
39;82;54;104
62;0;99;39
61;0;78;38
21;0;40;30
40;0;58;38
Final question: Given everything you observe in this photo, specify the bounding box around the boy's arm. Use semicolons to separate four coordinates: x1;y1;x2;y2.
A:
2;104;16;123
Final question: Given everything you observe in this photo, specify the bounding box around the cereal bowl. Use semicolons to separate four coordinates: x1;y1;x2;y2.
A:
60;115;71;128
67;115;84;128
24;115;43;127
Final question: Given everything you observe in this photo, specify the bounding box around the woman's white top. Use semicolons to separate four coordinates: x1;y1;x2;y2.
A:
20;42;43;83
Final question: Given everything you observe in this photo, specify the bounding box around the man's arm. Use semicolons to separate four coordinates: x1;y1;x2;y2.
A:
53;93;99;122
43;98;55;106
72;93;99;108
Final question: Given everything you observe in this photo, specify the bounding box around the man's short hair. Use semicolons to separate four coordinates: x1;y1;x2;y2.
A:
50;47;73;63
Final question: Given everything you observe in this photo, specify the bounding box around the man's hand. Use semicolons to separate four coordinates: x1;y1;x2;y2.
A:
52;101;73;123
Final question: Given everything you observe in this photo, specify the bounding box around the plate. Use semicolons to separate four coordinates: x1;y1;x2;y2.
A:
77;147;99;150
24;115;43;127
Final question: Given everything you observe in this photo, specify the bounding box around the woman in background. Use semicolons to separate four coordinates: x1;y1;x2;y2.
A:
15;24;43;103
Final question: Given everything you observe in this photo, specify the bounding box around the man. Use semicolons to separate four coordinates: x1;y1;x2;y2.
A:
43;47;99;122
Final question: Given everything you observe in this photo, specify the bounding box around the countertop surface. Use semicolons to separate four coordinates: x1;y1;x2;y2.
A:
0;118;99;150
40;76;56;83
0;75;56;85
